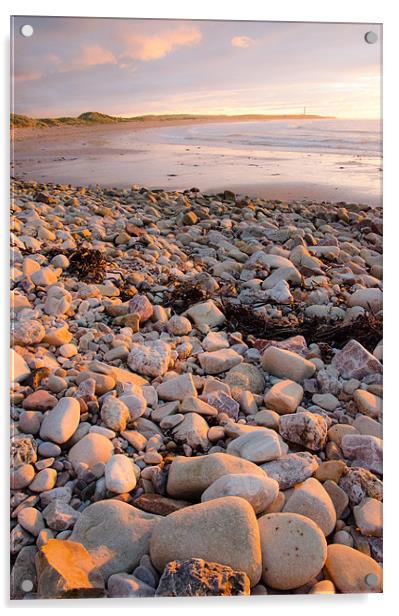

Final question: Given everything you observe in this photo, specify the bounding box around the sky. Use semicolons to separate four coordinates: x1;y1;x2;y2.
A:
11;17;382;119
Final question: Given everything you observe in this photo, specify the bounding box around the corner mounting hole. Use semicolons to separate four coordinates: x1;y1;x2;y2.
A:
364;31;378;44
20;24;34;38
21;579;34;592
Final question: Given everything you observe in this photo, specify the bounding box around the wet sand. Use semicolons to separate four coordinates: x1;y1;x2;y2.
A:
11;119;382;206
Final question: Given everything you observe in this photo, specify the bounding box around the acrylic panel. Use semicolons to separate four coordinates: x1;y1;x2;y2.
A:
10;16;382;600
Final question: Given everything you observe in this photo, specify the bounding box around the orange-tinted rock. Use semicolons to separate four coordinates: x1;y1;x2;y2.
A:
35;539;105;598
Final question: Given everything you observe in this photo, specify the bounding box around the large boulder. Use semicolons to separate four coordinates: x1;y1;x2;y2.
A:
258;512;327;590
69;500;159;578
150;496;262;586
167;452;267;500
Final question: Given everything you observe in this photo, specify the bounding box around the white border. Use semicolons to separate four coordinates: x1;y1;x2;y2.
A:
1;1;397;615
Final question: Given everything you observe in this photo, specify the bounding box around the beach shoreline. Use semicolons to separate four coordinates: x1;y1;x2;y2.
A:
11;118;382;207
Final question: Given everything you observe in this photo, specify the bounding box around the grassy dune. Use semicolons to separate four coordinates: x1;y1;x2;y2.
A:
11;111;334;129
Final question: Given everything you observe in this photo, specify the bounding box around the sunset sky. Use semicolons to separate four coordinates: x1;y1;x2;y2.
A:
11;17;382;119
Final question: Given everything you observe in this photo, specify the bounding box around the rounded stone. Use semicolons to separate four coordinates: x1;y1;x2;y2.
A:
18;411;42;435
324;544;382;593
167;452;267;500
258;512;327;590
201;473;279;514
39;397;81;445
167;315;192;335
105;454;137;494
68;433;114;471
150;496;262;587
17;507;45;537
29;468;57;493
69;500;159;578
264;380;304;414
283;477;336;536
10;464;35;490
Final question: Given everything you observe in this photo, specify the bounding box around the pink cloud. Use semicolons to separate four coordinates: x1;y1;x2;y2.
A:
231;36;253;48
123;26;202;61
79;45;117;67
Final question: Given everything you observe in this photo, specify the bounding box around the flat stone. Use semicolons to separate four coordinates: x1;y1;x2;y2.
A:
42;501;81;531
167;315;192;335
261;452;319;490
133;493;191;516
202;331;229;351
341;434;383;474
199;349;243;375
100;396;130;432
105;454;137;494
128;294;153;322
264;380;303;414
35;539;105;598
107;573;155;597
127;340;172;378
157;373;197;401
172;412;209;450
332;340;382;380
283;477;336;536
353;497;383;536
68;433;114;471
354;390;382;418
225;363;266;394
227;428;288;463
155;558;250;596
185;300;226;328
324;544;382;593
39;397;81;445
12;319;45;346
11;348;31;382
29;468;57;493
323;480;349;518
22;390;58;411
10;464;35;490
279;412;328;451
312;393;339;411
201;473;279;514
261;346;316;382
348;288;383;312
314;460;347;483
353;415;382;438
258;512;327;590
150;496;261;587
202;390;239;419
69;500;159;578
17;507;45;536
167;452;267;500
180;396;218;416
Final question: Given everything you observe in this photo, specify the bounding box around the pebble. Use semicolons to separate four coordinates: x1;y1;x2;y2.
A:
39;397;81;444
105;454;137;493
29;468;57;493
261;346;316;382
279;412;328;451
68;433;114;471
264;380;303;414
283;477;336;536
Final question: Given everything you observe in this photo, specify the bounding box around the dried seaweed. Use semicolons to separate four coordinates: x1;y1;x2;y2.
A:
223;301;382;352
163;279;212;313
67;248;108;283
